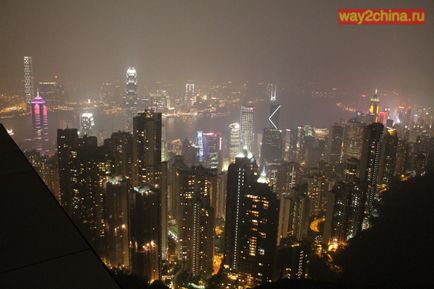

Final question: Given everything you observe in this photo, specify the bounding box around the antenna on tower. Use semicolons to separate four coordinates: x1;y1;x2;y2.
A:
270;84;277;102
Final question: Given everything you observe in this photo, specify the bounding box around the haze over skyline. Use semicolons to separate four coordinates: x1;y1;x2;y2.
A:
1;0;433;104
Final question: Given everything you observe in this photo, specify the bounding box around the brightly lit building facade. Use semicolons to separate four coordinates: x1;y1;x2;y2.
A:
197;131;223;170
185;81;195;106
24;56;34;105
31;90;49;155
240;104;255;151
177;166;216;279
369;89;380;122
124;67;138;120
228;122;241;163
360;122;384;229
80;112;95;136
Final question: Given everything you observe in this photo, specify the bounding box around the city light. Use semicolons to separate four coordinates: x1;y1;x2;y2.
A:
1;2;433;289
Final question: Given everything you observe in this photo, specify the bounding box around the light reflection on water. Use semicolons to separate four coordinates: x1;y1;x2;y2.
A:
1;98;348;153
1;109;240;153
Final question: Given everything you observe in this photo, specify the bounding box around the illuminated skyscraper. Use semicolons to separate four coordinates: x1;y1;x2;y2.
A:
132;110;162;187
130;185;161;281
177;166;216;278
394;140;409;176
341;119;366;162
261;84;283;165
197;131;222;170
182;138;199;167
261;128;283;165
224;146;258;271
328;124;344;167
360;122;384;229
274;240;310;280
277;185;310;243
283;129;293;162
24;56;34;105
238;170;279;284
104;131;133;177
228;122;240;163
223;148;279;285
131;110;166;271
31;90;49;154
185;81;195;106
324;181;363;244
240;104;255;151
57;131;112;252
80;112;95;136
378;128;398;187
57;128;79;215
104;176;131;269
124;67;138;118
267;83;281;129
307;172;329;218
369;89;380;122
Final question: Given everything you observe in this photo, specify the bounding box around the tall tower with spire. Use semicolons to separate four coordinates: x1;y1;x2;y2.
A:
124;67;138;124
369;89;380;122
267;83;281;129
261;84;283;164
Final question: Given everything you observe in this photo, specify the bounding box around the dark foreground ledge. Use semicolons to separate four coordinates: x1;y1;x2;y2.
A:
0;124;121;289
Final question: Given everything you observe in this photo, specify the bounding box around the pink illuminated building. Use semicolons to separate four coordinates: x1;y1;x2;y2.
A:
31;90;49;155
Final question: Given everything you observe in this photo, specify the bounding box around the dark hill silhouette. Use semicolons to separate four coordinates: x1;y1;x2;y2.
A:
337;170;434;289
255;170;434;289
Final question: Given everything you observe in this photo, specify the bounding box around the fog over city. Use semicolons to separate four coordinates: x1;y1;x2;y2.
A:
0;1;433;289
1;0;434;104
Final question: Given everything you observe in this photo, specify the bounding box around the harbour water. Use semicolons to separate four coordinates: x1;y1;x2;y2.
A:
1;97;350;153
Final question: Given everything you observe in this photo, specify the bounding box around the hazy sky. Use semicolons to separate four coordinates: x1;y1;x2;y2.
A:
0;0;433;103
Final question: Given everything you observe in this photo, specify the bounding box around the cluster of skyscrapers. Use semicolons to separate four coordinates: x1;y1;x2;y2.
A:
21;58;434;288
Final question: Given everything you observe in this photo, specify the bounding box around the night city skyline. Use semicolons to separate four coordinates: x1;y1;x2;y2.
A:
0;1;433;103
0;1;433;289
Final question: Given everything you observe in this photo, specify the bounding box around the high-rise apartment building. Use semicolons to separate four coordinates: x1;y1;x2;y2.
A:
132;110;162;187
237;172;279;284
378;128;398;187
360;122;384;229
57;130;111;250
328;123;344;167
104;176;131;269
104;131;133;177
341;119;366;162
224;147;258;271
323;181;363;244
57;128;80;214
177;166;216;278
224;147;279;285
130;185;161;281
